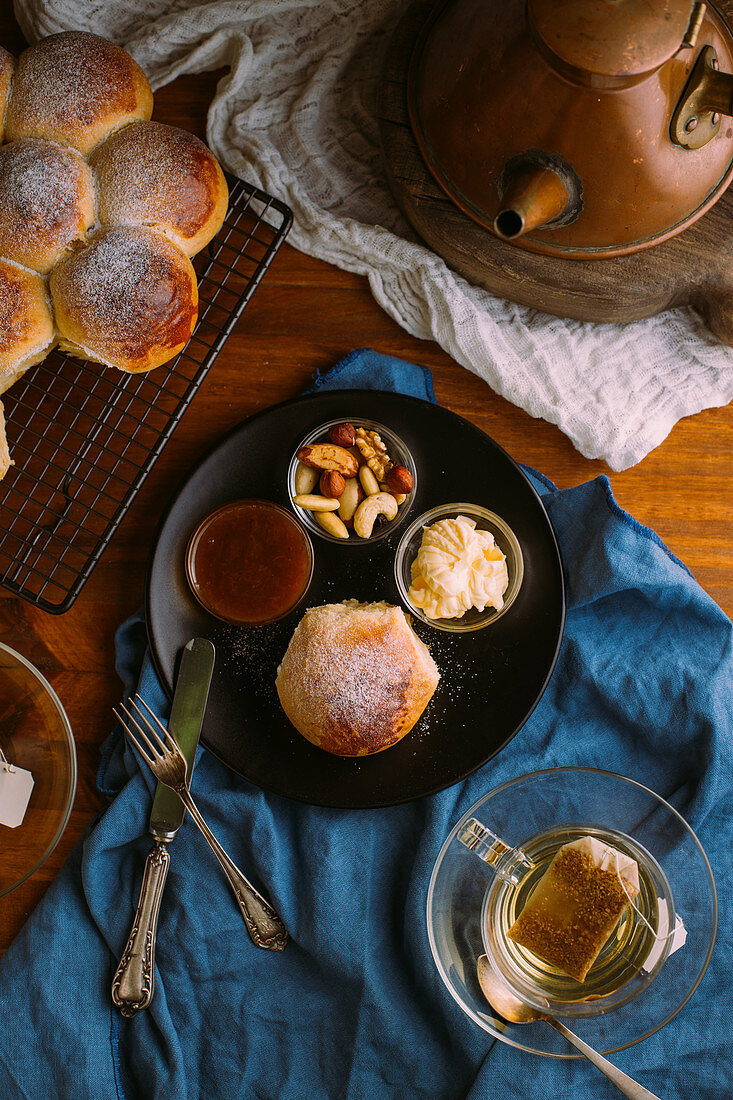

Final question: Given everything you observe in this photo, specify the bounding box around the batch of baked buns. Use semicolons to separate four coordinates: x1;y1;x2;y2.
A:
0;30;229;479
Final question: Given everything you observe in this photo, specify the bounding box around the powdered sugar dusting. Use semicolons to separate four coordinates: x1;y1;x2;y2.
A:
6;31;151;154
51;226;196;363
92;120;224;245
276;601;439;755
0;140;94;272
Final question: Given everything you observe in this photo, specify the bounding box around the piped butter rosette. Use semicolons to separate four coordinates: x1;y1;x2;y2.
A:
408;514;508;619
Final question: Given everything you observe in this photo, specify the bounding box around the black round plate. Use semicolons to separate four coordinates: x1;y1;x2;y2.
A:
146;390;565;807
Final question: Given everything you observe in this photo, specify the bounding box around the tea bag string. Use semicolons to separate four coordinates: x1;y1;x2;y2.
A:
606;844;675;944
0;745;15;773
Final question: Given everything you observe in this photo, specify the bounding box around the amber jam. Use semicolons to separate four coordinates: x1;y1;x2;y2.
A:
186;500;313;625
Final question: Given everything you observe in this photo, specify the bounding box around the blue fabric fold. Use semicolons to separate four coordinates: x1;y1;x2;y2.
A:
0;349;730;1100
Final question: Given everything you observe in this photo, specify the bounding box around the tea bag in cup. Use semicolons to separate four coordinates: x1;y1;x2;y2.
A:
507;835;640;981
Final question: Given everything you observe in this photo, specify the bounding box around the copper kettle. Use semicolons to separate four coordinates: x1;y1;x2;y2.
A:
407;0;733;257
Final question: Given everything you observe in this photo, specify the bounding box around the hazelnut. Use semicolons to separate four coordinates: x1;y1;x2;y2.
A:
386;465;413;495
320;470;346;498
329;422;356;448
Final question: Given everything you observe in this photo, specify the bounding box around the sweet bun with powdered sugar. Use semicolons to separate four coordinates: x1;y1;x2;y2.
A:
90;120;229;258
0;139;96;274
0;259;55;379
0;31;229;475
4;31;153;156
50;226;199;374
276;600;440;757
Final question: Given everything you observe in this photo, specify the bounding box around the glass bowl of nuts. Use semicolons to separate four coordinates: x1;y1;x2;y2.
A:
394;503;524;632
287;418;417;544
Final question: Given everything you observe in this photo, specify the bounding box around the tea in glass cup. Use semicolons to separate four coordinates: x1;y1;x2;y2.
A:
426;769;715;1056
477;823;675;1016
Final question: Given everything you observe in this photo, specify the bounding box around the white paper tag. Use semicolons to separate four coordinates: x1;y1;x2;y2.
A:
641;902;687;973
0;763;34;828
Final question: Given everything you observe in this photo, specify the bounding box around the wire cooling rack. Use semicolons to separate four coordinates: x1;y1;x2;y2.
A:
0;175;291;614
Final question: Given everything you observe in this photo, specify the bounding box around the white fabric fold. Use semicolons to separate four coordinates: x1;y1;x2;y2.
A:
13;0;733;469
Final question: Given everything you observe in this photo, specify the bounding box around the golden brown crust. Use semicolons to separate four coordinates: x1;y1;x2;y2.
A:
0;140;96;274
0;259;55;377
0;368;27;396
0;400;12;480
0;47;14;144
50;226;199;373
275;601;440;756
91;120;228;257
5;31;153;155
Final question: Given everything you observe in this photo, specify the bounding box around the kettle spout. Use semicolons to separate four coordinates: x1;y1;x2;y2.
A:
494;156;580;239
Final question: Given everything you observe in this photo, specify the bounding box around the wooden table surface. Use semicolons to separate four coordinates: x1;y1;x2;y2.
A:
0;13;731;955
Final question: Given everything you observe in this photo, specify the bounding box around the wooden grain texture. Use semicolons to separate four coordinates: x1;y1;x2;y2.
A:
0;12;731;954
380;2;733;341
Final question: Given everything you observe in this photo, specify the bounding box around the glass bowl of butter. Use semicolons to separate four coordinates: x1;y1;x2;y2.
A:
394;503;523;632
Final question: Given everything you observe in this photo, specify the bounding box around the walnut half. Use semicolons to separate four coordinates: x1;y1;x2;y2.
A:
355;427;392;482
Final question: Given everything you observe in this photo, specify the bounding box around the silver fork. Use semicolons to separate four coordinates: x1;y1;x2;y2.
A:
116;695;288;952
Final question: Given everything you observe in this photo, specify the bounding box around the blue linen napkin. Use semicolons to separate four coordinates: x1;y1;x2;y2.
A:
0;349;730;1100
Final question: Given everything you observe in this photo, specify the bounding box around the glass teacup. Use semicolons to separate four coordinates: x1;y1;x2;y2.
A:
426;768;716;1056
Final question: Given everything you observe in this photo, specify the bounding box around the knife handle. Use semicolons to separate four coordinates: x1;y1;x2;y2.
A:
111;839;170;1017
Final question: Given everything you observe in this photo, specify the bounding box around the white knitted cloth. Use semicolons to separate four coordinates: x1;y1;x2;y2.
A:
14;0;733;469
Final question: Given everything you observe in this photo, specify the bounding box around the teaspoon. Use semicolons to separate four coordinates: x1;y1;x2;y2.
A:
476;955;662;1100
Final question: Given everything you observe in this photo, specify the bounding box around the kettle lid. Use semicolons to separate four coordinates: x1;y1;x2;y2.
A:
530;0;694;77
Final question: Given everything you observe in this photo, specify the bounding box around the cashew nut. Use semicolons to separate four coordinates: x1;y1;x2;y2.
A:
292;494;340;511
316;511;349;539
379;483;407;506
358;465;380;497
294;461;319;495
353;492;399;538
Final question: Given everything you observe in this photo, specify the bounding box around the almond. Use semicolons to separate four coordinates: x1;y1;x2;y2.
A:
337;478;364;522
294;461;319;496
297;443;359;478
358;465;380;497
316;511;350;539
292;494;340;511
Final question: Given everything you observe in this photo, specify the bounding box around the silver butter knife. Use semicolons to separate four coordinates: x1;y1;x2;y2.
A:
111;637;215;1017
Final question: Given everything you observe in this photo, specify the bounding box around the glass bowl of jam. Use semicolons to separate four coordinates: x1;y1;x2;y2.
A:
185;499;314;626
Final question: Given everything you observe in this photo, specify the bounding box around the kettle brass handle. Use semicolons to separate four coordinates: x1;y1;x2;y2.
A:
671;45;733;149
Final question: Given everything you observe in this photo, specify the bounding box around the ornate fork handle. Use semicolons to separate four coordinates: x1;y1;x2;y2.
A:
174;782;288;951
111;839;170;1016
